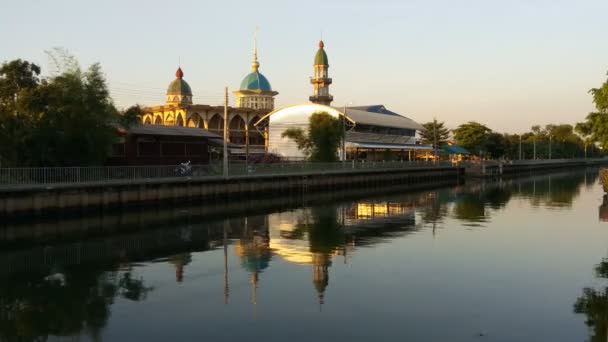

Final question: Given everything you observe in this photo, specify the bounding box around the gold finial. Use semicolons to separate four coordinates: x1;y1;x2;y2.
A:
251;26;260;71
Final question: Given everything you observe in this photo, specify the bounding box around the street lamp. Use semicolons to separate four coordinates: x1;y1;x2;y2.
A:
519;134;522;160
342;101;352;161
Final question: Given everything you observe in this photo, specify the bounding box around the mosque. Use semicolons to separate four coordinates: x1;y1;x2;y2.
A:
140;37;430;160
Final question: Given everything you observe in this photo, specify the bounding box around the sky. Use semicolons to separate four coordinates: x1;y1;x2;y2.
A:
1;0;608;133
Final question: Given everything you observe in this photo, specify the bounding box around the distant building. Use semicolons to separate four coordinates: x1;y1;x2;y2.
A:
255;103;431;160
107;124;226;165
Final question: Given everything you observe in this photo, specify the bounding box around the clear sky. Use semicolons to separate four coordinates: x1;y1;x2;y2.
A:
1;0;608;133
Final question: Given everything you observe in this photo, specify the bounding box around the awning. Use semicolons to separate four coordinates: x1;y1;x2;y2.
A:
346;142;433;150
441;145;471;155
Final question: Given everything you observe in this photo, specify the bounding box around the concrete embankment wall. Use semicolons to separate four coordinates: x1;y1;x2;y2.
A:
0;166;463;216
467;159;608;177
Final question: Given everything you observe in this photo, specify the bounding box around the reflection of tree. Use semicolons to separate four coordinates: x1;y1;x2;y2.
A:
0;264;151;341
450;185;512;224
452;193;487;224
516;172;594;208
574;257;608;341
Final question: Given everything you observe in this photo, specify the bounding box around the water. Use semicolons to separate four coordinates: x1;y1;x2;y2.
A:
1;169;607;341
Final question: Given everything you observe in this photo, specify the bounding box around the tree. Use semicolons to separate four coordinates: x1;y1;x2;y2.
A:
580;71;608;150
0;55;119;167
0;59;42;166
119;104;145;127
419;118;450;150
484;132;507;159
575;122;593;158
452;122;491;155
282;111;344;162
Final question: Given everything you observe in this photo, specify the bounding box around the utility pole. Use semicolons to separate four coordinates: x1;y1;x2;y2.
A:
245;111;249;169
342;104;347;161
549;135;552;159
223;87;228;177
433;119;437;161
533;136;537;160
518;134;522;160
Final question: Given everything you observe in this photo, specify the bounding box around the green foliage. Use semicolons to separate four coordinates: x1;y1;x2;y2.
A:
600;168;608;193
452;121;492;155
282;111;344;162
419;118;450;149
282;127;311;156
119;104;145;127
0;55;118;166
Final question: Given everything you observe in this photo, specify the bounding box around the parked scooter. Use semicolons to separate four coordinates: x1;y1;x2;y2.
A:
175;161;192;176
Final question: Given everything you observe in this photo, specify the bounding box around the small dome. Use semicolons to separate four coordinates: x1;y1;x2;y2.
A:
167;67;192;95
314;40;328;66
167;79;192;95
240;71;272;91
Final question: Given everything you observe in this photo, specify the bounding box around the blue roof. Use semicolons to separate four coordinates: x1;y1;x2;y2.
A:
240;71;272;91
442;145;471;155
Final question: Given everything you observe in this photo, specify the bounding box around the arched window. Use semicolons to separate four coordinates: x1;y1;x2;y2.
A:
165;112;175;126
187;113;200;128
229;115;246;145
176;113;184;127
208;114;224;136
249;116;265;146
144;116;152;124
154;116;163;125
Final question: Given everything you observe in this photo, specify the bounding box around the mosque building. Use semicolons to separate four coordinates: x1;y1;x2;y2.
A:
140;36;277;153
255;40;431;160
139;37;430;160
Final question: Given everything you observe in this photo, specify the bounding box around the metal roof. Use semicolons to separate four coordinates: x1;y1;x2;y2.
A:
127;124;224;140
335;105;423;130
346;142;433;150
346;131;416;145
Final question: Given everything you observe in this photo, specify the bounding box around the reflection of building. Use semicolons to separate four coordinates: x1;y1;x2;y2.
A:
312;252;331;305
234;216;272;304
600;195;608;222
167;253;192;283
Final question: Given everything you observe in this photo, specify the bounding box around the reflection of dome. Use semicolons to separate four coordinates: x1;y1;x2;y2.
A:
240;71;272;91
240;254;271;273
167;67;192;95
314;40;329;66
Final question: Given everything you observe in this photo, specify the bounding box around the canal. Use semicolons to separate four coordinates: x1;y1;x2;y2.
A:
1;169;606;341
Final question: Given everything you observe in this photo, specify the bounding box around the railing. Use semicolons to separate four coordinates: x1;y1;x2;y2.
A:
0;160;457;188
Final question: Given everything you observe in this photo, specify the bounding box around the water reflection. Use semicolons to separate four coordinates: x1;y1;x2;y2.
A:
574;256;608;341
0;169;601;340
0;264;151;341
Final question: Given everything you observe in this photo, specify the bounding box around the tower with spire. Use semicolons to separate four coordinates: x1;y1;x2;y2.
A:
166;67;193;106
233;29;278;110
309;40;333;106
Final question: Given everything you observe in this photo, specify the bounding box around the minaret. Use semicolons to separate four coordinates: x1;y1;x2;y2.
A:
309;40;333;106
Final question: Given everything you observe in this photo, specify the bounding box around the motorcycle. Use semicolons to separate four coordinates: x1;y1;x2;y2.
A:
175;161;193;176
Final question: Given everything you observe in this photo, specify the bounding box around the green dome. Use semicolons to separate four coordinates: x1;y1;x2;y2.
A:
314;40;329;66
167;79;192;95
167;67;192;95
240;71;272;91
